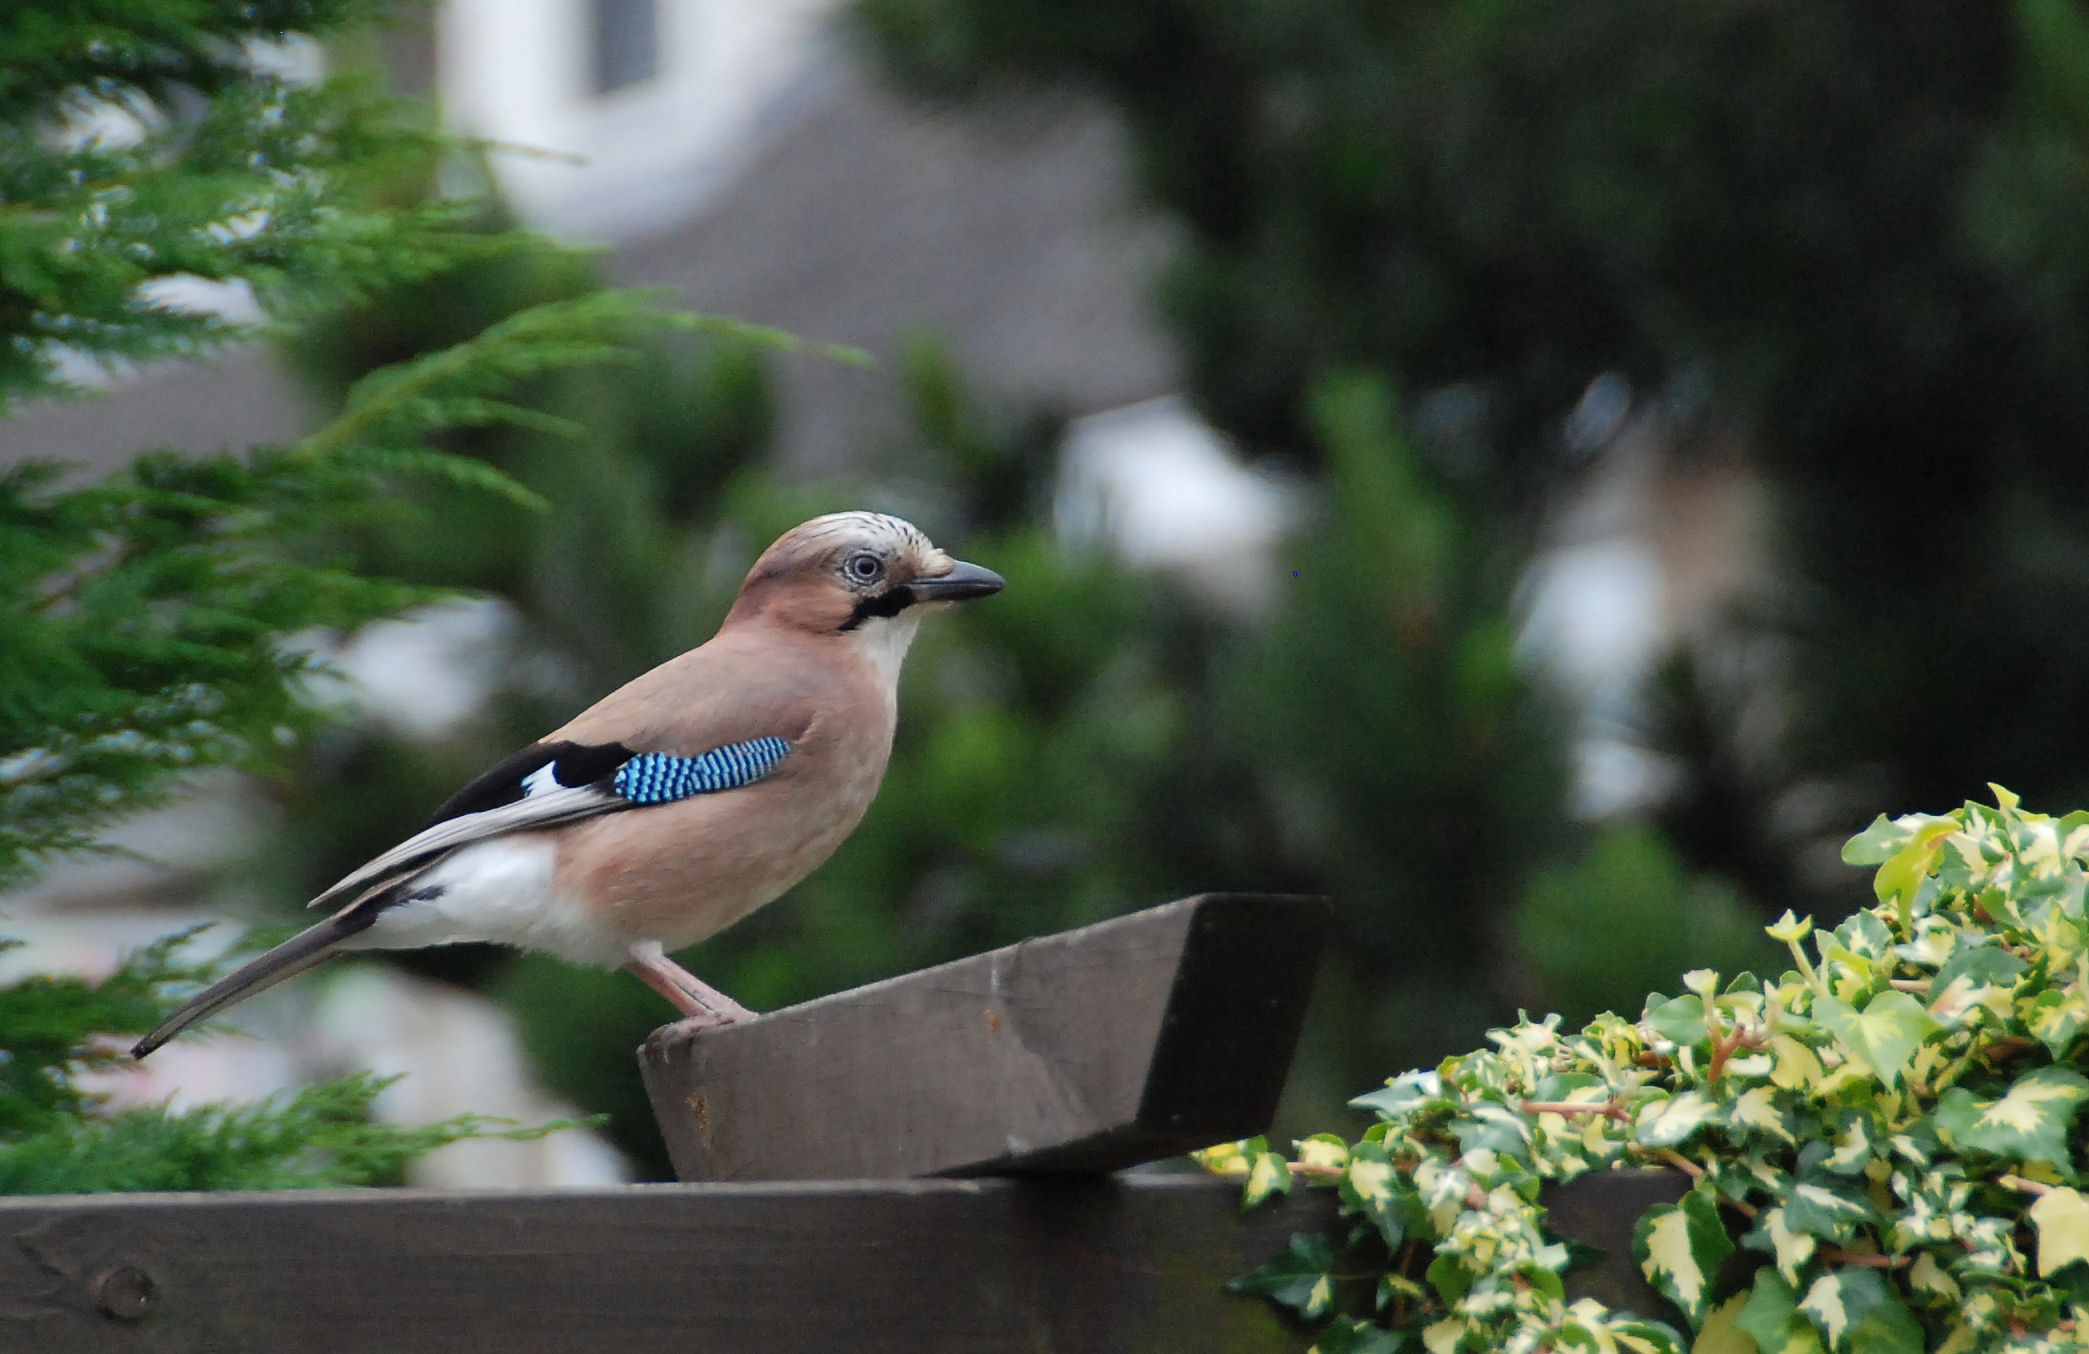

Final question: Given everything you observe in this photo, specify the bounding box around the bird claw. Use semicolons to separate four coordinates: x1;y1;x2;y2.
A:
666;1007;751;1036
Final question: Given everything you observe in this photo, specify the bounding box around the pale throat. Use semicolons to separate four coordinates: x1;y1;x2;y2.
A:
847;609;926;689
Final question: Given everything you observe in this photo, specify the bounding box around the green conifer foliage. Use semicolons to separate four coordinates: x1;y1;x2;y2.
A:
2;0;496;881
0;930;575;1194
0;0;741;1189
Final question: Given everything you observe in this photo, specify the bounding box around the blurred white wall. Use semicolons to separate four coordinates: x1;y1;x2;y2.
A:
1056;397;1301;616
1517;375;1767;818
440;0;843;241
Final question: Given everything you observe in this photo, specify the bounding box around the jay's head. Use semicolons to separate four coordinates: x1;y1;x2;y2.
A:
727;512;1005;648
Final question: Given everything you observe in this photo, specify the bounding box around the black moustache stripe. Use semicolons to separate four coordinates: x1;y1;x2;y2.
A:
838;587;915;632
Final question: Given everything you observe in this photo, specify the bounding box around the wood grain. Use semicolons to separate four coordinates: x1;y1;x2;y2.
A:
0;1170;1687;1353
638;893;1332;1181
0;1175;1327;1354
0;889;1695;1352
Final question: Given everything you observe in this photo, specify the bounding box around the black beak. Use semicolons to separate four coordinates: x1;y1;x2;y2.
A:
911;559;1006;602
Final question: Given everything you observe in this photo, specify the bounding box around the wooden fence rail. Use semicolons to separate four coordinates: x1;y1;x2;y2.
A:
1;1176;1334;1354
0;1171;1684;1354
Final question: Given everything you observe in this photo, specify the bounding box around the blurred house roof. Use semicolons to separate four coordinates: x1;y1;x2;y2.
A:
0;41;1178;475
610;58;1179;470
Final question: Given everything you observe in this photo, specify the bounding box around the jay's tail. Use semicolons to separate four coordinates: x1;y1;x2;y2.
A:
131;904;384;1060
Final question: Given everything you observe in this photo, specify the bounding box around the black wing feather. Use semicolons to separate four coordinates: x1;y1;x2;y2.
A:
421;739;636;828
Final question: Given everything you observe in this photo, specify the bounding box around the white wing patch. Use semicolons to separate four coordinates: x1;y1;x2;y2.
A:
521;762;564;797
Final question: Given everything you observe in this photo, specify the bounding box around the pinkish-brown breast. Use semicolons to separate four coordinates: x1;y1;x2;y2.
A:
548;625;899;951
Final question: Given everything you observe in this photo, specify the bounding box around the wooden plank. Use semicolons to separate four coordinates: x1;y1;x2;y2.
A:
1547;1168;1688;1314
638;893;1331;1181
0;1175;1329;1354
0;1170;1687;1353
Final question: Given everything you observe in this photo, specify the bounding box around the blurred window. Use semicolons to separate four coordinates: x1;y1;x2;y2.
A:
590;0;658;94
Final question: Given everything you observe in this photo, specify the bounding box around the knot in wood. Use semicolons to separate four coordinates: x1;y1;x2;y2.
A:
92;1265;157;1322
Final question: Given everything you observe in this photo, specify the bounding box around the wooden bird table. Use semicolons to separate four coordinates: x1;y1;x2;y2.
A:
0;893;1681;1353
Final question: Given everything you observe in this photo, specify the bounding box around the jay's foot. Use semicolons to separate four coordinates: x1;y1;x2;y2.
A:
625;952;757;1026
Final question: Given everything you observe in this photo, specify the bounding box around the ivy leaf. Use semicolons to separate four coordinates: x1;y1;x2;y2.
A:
1906;1251;1960;1303
1870;817;1958;914
1726;1086;1796;1144
1694;1294;1758;1354
1768;911;1815;945
1768;1034;1827;1093
1426;1250;1474;1304
1298;1133;1351;1175
1603;1313;1688;1354
1798;1268;1923;1354
1341;1140;1416;1248
1843;815;1914;866
1643;994;1709;1047
1832;912;1895;963
1929;943;2028;1000
1820;1111;1879;1175
1192;1140;1253;1177
1531;1071;1605;1102
2028;1186;2089;1278
1351;1070;1447;1119
1552;1301;1686;1354
2026;986;2089;1059
1748;1206;1819;1285
1810;990;1935;1090
1633;1182;1734;1327
1781;1178;1878;1241
1635;1090;1720;1148
1928;944;2028;1026
1243;1136;1296;1208
1229;1232;1337;1319
1933;1066;2089;1164
1377;1271;1424;1311
1452;1108;1533;1160
1738;1271;1828;1354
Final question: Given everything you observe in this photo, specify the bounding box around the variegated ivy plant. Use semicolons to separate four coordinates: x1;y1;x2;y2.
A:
1204;788;2089;1353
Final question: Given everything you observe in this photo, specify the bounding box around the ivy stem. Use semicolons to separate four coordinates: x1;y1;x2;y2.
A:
1705;1026;1767;1084
1653;1153;1914;1272
1656;1148;1703;1181
1997;1173;2055;1198
1819;1248;1911;1270
1393;1241;1420;1324
1784;934;1827;999
1518;1099;1629;1121
1650;1148;1762;1221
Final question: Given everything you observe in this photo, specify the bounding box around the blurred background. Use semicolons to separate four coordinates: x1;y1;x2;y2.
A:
7;0;2089;1185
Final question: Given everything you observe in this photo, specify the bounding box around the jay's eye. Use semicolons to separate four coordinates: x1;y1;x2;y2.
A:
845;552;884;583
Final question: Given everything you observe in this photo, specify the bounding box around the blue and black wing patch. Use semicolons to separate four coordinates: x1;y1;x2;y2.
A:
419;734;792;832
612;736;794;805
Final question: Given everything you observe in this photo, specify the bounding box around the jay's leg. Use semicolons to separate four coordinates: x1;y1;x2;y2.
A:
624;951;756;1028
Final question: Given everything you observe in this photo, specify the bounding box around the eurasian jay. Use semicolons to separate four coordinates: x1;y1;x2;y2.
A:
131;511;1003;1059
